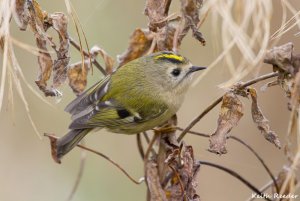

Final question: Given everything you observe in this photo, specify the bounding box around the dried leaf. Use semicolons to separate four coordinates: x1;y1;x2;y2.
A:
117;28;153;66
48;12;70;88
146;160;168;201
12;1;73;97
156;19;180;51
248;87;281;149
35;36;54;96
13;0;30;31
90;46;114;74
144;0;172;32
44;133;61;164
165;146;201;201
264;42;295;74
264;42;300;109
209;92;244;154
180;0;205;45
67;60;90;95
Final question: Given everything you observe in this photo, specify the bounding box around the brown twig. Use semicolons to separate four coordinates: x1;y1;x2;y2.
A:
230;136;279;194
77;144;144;185
144;133;158;160
143;132;151;143
176;127;279;194
44;133;143;185
66;148;86;201
200;161;272;201
137;133;145;159
143;132;157;157
177;72;279;142
69;37;107;75
68;3;94;75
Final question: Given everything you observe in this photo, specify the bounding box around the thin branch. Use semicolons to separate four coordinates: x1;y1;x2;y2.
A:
177;96;222;142
44;133;143;185
77;144;144;185
144;133;158;160
177;72;279;142
176;127;279;194
200;161;272;201
230;136;279;194
69;37;107;75
66;149;86;201
143;132;151;143
68;3;94;75
143;132;157;157
137;133;145;159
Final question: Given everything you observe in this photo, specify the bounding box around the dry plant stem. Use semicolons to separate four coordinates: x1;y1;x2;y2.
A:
76;144;144;185
177;72;279;142
144;133;158;160
67;149;86;201
177;127;279;194
68;2;93;75
143;132;157;156
44;133;142;185
137;133;145;159
69;37;106;75
200;161;272;201
230;136;279;194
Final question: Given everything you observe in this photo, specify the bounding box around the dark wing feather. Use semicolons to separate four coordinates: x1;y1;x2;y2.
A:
65;76;110;116
68;99;169;131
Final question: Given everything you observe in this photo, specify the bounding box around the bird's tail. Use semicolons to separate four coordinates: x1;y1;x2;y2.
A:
55;128;92;163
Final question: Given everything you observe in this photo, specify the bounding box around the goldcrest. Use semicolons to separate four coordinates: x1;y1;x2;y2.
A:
54;51;205;163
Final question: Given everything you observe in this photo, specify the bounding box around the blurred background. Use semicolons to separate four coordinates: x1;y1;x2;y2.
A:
1;0;300;201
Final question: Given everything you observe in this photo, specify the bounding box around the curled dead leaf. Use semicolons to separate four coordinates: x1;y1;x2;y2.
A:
264;42;300;109
13;0;30;30
48;12;70;88
13;1;72;97
248;87;281;149
144;0;172;32
117;28;153;66
165;146;200;201
146;160;168;201
264;42;295;74
67;60;90;95
209;92;244;154
180;0;205;45
90;46;114;74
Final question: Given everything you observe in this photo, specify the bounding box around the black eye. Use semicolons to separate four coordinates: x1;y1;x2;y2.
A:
171;68;181;76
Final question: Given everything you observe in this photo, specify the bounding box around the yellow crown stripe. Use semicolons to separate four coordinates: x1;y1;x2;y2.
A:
155;54;184;61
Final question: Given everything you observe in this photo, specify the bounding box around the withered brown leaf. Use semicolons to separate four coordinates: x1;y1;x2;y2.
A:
67;60;90;95
49;12;70;88
209;92;244;154
180;0;205;45
13;0;75;97
264;42;296;74
144;0;172;32
165;146;201;201
90;46;114;74
146;160;168;201
264;42;300;109
13;0;30;31
248;87;281;149
117;28;153;66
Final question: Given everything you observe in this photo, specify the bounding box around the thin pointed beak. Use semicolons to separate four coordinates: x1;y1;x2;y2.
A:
189;66;206;73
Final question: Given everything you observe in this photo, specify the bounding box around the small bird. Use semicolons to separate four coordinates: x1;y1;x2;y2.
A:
54;51;205;163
